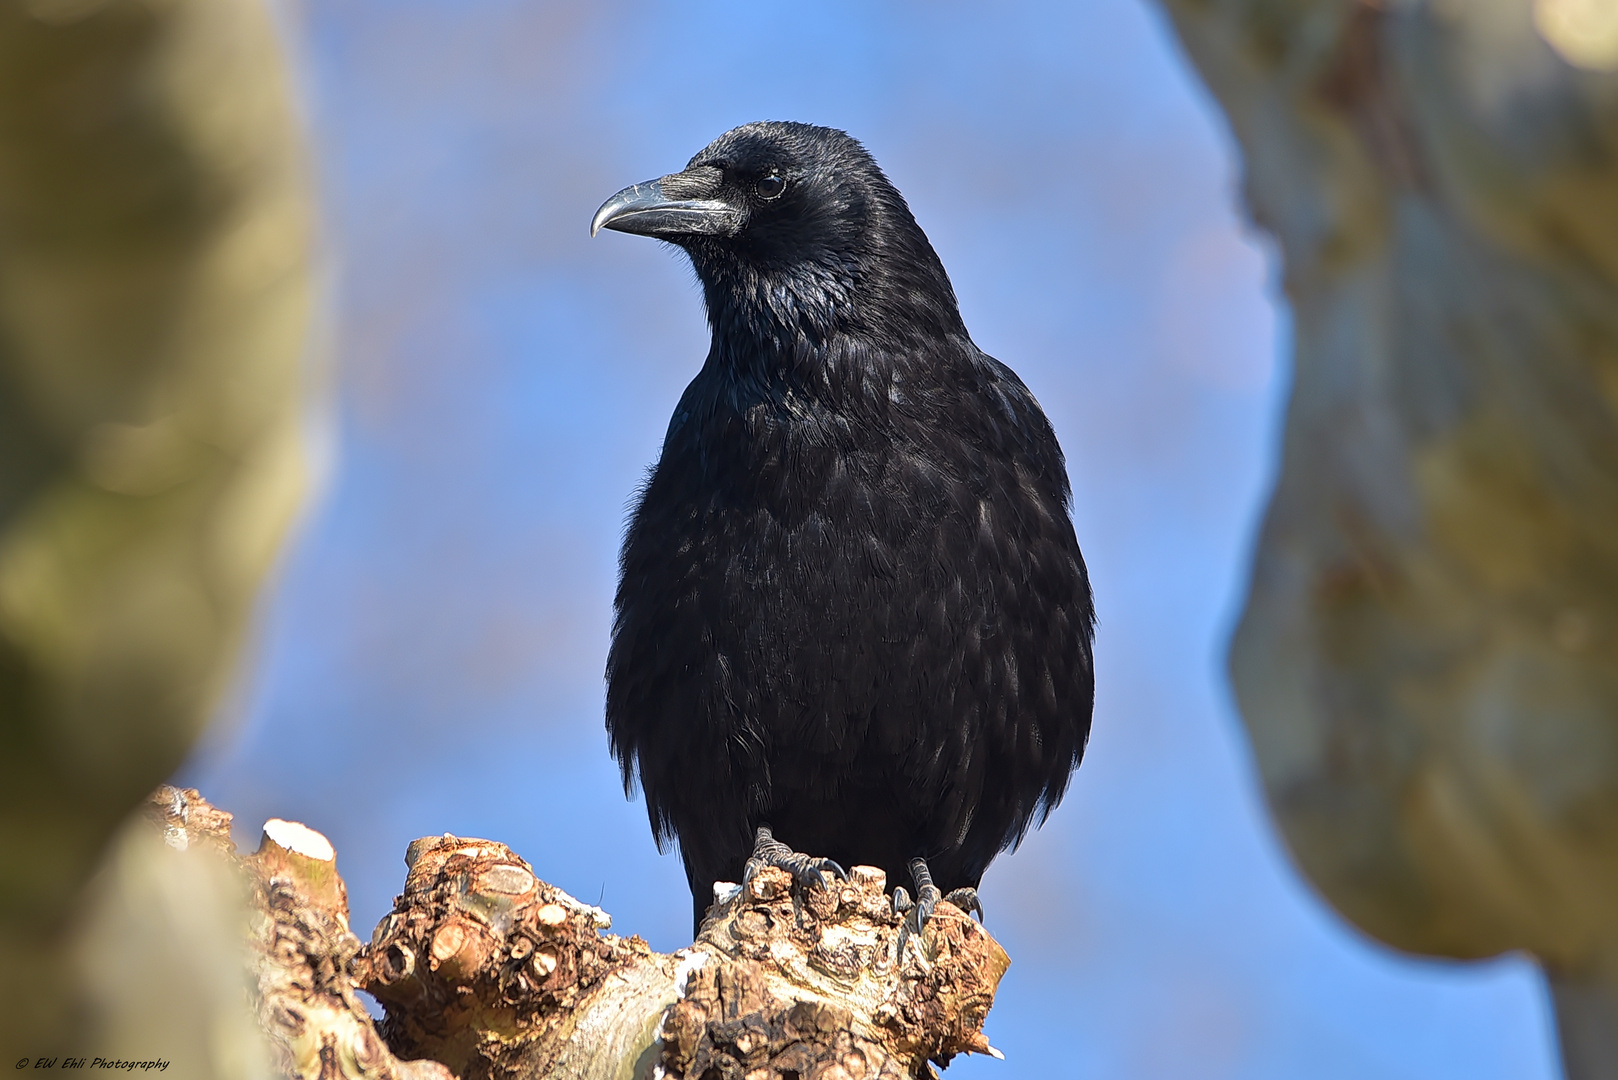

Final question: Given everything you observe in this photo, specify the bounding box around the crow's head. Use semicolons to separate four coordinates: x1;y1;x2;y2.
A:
593;121;962;346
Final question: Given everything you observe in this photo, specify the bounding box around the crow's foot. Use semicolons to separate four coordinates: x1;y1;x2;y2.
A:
943;886;983;923
743;825;847;892
894;859;983;957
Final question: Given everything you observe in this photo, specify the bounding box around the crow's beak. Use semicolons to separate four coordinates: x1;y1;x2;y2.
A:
591;167;742;240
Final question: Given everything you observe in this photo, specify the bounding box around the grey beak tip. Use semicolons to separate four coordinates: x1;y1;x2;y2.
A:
591;179;656;239
591;175;738;241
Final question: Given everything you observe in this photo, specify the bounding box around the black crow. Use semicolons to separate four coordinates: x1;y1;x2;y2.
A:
593;121;1095;935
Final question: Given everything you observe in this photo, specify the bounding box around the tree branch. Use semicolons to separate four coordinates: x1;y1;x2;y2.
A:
148;787;1007;1080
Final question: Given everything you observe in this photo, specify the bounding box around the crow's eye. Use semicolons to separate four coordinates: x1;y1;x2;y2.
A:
756;173;786;200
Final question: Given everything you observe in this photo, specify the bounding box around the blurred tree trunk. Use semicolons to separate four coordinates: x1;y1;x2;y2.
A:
0;0;316;1071
1155;0;1618;1072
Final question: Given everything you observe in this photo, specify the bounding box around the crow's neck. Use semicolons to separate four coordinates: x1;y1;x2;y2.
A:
693;254;967;398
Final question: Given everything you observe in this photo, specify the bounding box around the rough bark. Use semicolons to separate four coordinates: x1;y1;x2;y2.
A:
148;787;1006;1080
1155;0;1618;1072
142;787;440;1080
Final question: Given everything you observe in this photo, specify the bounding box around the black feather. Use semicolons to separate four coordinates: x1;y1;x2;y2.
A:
601;122;1095;931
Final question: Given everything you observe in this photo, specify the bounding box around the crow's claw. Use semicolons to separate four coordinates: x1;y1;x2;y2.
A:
943;886;984;923
895;883;939;959
894;857;981;957
743;826;847;891
909;885;941;933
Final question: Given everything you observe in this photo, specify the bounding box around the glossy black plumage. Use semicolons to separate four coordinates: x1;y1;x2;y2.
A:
598;122;1095;932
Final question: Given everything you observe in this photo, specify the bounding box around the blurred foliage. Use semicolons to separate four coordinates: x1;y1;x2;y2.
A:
0;0;314;1067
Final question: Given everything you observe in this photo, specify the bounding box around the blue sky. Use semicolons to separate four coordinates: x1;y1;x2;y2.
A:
188;1;1560;1075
